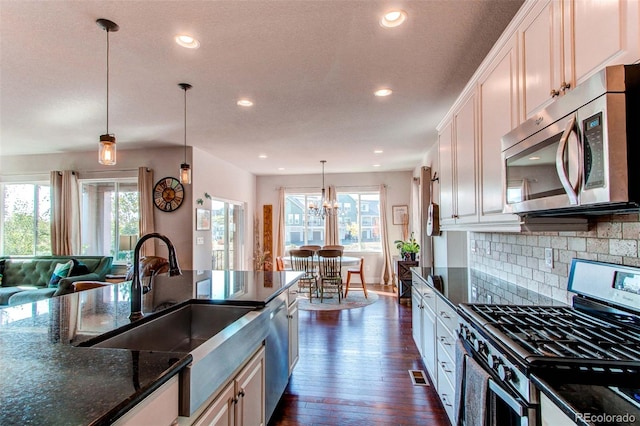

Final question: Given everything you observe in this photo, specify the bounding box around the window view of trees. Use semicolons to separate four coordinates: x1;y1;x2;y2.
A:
1;184;51;255
284;191;381;252
81;181;138;262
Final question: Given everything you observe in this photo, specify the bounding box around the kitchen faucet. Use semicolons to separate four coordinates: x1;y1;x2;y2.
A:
129;233;182;321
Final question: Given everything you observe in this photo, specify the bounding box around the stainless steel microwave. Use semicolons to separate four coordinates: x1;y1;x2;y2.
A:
501;64;640;216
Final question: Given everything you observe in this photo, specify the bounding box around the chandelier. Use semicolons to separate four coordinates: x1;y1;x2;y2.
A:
308;160;339;219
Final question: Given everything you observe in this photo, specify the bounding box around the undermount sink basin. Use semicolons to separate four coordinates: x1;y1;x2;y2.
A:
92;303;256;353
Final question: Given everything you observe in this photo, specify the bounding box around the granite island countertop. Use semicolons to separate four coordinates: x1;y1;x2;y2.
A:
0;270;301;425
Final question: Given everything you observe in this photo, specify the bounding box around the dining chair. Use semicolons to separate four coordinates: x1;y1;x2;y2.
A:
300;245;321;253
289;249;318;301
322;244;344;253
317;249;343;303
275;256;285;272
344;257;368;299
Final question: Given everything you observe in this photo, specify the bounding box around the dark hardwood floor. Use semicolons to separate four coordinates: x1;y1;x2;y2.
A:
269;285;450;426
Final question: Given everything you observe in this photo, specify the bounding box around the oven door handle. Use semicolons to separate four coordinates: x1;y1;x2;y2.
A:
488;379;527;416
555;114;581;205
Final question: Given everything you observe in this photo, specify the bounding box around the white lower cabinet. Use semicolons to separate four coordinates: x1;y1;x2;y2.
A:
411;273;459;426
192;346;265;426
540;392;577;426
288;296;299;374
114;375;180;426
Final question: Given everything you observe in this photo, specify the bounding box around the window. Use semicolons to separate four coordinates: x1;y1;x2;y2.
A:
1;183;51;255
284;190;381;252
80;180;139;264
211;199;245;270
338;192;381;252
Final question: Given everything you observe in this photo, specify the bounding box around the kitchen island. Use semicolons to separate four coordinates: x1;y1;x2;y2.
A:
0;270;301;425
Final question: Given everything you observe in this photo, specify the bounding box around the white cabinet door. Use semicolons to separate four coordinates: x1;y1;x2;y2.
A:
193;382;235;426
478;34;520;224
288;298;299;374
520;0;563;119
411;287;423;355
438;120;455;226
571;0;639;85
453;93;478;223
421;301;437;379
114;375;180;426
235;346;265;426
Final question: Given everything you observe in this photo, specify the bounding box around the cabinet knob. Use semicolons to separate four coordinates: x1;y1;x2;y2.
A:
560;81;571;92
550;89;561;98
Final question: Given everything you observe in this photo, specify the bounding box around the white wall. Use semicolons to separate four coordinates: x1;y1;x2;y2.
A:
0;146;256;270
256;170;413;284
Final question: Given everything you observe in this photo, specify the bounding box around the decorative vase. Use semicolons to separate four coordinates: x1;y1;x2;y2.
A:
410;253;416;261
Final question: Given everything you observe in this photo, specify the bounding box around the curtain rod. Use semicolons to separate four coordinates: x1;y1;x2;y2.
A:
280;185;382;191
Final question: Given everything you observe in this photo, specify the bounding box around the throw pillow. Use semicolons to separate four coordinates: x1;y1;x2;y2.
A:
48;260;73;288
70;259;90;276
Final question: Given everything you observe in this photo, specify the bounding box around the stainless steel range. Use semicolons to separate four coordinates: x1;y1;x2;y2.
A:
458;259;640;426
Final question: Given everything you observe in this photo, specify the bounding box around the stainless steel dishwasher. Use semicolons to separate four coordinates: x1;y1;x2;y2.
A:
265;293;289;422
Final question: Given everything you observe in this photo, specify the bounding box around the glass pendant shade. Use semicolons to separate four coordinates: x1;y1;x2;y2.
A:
180;163;191;185
98;134;116;165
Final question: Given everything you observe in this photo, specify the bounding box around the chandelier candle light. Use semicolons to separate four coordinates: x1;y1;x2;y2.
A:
97;18;119;165
308;160;339;219
179;83;192;184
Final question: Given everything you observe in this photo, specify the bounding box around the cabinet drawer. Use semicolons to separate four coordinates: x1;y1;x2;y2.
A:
437;338;456;390
436;298;458;334
436;319;456;361
421;285;437;312
437;368;456;425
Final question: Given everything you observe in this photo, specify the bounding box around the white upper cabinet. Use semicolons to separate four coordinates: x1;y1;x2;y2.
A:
520;0;639;120
438;92;478;228
477;34;521;224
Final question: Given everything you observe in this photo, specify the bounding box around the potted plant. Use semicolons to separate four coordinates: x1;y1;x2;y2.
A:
394;232;420;261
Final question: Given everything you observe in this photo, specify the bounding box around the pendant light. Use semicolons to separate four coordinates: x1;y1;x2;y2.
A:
179;83;193;184
96;18;119;165
308;160;339;219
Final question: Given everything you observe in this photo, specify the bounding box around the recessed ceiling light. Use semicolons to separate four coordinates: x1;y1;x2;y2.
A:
374;88;393;97
380;10;407;28
237;99;254;107
259;154;268;159
373;164;381;167
374;149;383;154
278;167;285;171
175;34;200;49
529;156;540;160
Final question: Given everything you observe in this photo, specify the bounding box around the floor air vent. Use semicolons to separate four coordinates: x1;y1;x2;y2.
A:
408;370;429;386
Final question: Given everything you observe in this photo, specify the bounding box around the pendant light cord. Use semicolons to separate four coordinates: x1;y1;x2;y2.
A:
184;87;187;163
106;29;110;134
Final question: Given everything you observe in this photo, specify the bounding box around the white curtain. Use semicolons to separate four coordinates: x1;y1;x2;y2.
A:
138;167;155;257
324;185;339;245
379;184;394;284
50;170;80;255
275;187;286;257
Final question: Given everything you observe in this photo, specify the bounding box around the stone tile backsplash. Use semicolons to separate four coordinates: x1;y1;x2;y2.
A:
469;214;640;304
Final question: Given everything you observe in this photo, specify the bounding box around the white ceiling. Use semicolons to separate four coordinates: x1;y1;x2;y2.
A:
0;0;523;176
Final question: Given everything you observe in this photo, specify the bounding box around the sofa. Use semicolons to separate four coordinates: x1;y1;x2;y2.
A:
0;256;113;306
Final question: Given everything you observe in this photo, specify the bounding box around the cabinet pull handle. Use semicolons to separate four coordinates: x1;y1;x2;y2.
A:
440;361;452;373
238;389;246;398
440;311;450;319
550;88;561;97
440;336;451;345
441;394;453;407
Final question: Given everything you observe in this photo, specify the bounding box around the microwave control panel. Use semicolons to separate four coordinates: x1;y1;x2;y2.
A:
583;112;605;189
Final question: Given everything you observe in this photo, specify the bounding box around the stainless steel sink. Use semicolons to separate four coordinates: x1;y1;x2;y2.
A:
87;301;271;416
92;304;256;352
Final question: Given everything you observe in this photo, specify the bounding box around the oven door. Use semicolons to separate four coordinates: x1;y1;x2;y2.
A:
488;378;538;426
502;112;581;214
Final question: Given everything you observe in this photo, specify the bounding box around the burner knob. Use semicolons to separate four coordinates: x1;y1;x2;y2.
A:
473;339;485;354
488;355;500;370
498;364;513;381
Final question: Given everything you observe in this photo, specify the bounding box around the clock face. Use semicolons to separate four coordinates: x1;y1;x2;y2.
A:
153;177;185;212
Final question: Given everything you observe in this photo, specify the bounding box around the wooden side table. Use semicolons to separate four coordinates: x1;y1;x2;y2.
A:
396;260;418;302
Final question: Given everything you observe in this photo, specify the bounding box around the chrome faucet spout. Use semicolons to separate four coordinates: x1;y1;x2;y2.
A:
129;233;182;321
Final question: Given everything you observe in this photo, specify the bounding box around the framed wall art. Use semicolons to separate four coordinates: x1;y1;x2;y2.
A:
392;205;408;225
196;208;211;231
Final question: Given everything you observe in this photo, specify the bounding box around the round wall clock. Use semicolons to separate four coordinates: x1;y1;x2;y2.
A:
153;177;185;212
